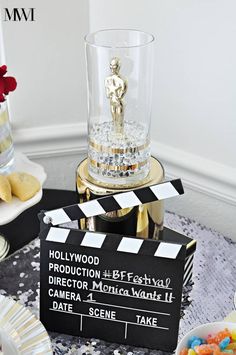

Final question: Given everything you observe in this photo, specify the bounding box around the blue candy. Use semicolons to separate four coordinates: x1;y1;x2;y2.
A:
219;337;231;350
191;339;202;349
187;336;202;348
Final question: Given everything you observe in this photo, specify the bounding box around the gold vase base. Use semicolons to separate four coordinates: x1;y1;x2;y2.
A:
76;157;165;240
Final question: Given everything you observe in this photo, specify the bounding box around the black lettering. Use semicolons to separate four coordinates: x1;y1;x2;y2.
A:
4;8;35;22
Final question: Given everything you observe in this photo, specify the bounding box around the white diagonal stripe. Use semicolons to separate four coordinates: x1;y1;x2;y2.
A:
46;227;70;243
79;200;105;218
114;191;141;209
184;265;193;282
184;256;194;276
184;269;193;286
117;237;143;254
154;243;182;259
184;255;194;270
150;182;179;200
81;232;106;248
44;209;71;226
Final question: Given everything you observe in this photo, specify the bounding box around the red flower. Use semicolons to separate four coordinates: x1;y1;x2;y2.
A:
0;65;17;102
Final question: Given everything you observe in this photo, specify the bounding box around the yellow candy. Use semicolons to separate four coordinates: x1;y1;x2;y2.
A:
226;343;236;350
188;349;196;355
232;330;236;341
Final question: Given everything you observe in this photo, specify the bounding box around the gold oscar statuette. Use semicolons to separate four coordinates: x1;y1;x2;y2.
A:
105;57;127;136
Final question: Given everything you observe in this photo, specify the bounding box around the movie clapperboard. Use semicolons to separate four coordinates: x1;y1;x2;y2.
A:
39;179;196;351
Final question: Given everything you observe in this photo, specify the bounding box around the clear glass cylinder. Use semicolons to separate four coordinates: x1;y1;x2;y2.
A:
0;14;14;175
85;29;154;186
0;101;14;174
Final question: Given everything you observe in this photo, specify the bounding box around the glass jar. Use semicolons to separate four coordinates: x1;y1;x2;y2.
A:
0;101;14;174
0;233;9;260
85;29;154;186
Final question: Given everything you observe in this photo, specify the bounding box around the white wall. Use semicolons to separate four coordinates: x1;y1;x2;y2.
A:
0;0;235;238
1;0;88;129
0;0;89;191
88;0;236;239
89;0;236;165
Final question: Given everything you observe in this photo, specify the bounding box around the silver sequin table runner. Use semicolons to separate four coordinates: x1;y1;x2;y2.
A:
0;211;235;354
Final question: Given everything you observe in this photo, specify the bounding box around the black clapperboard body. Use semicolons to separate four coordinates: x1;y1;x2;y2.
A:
39;179;196;352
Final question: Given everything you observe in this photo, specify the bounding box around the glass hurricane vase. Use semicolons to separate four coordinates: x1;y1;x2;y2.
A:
85;29;154;186
0;100;14;174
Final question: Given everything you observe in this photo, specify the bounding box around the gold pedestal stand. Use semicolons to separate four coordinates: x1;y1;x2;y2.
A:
76;157;165;239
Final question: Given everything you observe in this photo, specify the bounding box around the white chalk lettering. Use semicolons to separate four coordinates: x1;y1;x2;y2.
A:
131;288;162;300
165;292;175;303
92;281;129;296
109;270;171;288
